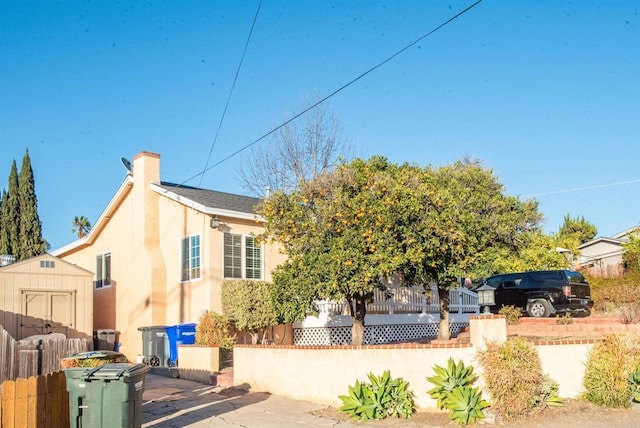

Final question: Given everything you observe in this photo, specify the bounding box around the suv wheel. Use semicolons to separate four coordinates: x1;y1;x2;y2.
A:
527;299;551;318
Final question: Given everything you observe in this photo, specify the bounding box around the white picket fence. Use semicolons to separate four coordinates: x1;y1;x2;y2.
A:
314;284;479;315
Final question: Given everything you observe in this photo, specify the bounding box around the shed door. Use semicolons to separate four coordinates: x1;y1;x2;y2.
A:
20;290;75;339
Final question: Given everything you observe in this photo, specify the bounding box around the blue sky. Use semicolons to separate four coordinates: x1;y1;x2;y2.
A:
1;0;638;250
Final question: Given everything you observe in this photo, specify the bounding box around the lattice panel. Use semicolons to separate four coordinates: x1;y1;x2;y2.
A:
293;322;468;346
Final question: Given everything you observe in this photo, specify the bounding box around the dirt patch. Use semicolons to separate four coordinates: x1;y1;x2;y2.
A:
309;399;640;427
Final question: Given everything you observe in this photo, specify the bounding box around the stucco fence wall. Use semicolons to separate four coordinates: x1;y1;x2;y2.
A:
234;315;595;410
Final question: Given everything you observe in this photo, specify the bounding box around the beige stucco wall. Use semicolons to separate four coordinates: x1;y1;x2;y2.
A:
234;340;594;409
55;152;286;361
234;344;478;409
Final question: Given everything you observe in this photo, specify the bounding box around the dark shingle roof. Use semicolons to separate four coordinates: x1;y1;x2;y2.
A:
156;182;261;214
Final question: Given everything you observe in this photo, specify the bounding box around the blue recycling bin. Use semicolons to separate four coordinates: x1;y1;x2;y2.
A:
163;323;197;366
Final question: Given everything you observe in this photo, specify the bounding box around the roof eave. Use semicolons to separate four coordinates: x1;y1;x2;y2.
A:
150;182;264;222
51;176;134;256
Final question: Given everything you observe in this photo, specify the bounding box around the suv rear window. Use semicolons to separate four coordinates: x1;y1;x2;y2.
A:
566;271;587;283
528;271;564;282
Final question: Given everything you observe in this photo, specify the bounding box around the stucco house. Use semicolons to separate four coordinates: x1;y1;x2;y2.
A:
52;151;285;360
578;226;639;277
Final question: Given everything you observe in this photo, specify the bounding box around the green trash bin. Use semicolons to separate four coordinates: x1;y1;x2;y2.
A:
62;350;129;427
64;363;150;428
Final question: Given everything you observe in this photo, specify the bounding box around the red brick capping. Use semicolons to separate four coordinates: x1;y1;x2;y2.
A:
177;344;219;348
234;342;472;350
469;314;505;320
530;338;598;346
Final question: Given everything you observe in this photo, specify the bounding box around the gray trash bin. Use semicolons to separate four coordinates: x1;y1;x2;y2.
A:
138;325;170;367
94;329;120;351
64;362;149;428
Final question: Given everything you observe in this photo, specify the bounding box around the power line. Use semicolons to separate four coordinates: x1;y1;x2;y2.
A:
522;178;640;198
197;0;263;186
182;0;485;186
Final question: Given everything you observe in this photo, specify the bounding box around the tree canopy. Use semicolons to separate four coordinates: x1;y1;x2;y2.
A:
259;156;543;342
556;214;597;249
0;150;45;260
18;150;46;259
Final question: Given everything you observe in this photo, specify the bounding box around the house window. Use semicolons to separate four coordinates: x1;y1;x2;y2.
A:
245;236;262;279
95;252;111;289
224;233;262;279
181;235;201;281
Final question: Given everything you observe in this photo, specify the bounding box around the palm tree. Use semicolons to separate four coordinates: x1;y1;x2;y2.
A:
71;216;91;238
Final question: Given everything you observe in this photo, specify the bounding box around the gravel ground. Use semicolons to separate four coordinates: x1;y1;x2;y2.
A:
310;398;640;427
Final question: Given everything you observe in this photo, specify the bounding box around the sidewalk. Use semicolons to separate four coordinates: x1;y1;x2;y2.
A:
141;372;354;427
140;372;640;428
140;372;444;428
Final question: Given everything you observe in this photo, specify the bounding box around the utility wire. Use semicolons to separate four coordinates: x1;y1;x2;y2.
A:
197;0;263;186
182;0;484;186
522;178;640;198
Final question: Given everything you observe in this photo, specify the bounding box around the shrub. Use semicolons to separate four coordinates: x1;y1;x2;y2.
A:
338;370;415;420
588;272;640;316
426;358;488;425
477;337;557;420
221;279;278;344
582;334;640;407
498;305;521;325
555;313;574;325
195;311;235;349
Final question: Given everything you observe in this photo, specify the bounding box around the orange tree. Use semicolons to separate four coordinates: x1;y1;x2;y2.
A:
409;160;542;339
258;156;541;343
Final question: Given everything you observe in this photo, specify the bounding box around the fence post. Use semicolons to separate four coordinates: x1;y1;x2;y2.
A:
36;340;44;376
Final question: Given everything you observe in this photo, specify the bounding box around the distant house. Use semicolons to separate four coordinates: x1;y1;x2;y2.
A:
578;226;639;277
0;253;93;341
52;151;285;361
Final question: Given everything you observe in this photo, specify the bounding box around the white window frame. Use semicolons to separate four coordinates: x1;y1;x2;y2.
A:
181;234;201;282
223;233;263;280
95;252;111;289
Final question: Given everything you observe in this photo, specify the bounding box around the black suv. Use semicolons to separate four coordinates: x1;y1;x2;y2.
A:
480;270;593;318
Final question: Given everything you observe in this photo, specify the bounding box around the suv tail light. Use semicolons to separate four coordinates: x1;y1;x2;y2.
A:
562;285;571;298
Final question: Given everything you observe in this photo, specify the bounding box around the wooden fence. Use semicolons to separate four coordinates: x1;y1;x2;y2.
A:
0;370;69;428
0;326;91;383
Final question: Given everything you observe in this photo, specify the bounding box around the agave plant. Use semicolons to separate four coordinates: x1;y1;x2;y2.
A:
339;370;415;420
628;365;640;403
538;374;564;407
426;358;477;409
444;385;490;425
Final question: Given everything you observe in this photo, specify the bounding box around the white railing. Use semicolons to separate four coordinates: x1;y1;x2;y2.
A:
314;285;479;316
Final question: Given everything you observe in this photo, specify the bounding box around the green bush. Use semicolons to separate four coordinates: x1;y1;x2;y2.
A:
338;370;415;420
221;279;278;344
582;334;640;407
195;311;235;349
426;358;488;425
498;305;521;325
477;337;561;421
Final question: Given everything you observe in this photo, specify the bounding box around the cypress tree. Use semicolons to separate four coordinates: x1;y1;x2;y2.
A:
18;150;45;259
3;160;21;258
0;190;7;254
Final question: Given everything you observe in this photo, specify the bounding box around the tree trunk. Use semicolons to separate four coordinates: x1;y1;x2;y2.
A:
437;287;451;340
351;295;367;345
